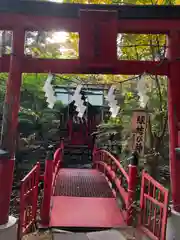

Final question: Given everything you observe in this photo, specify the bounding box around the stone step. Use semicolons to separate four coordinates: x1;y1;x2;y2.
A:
53;230;126;240
52;228;150;240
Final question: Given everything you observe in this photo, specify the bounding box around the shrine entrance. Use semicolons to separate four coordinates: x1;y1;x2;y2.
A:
54;84;107;147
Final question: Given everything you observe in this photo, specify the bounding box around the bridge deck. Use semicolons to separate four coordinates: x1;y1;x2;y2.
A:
50;169;125;229
54;169;114;197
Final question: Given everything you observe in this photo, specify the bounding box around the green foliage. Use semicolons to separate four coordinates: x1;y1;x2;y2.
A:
95;119;123;156
0;72;65;139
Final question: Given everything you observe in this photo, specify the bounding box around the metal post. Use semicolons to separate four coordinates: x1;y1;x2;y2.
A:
0;28;24;226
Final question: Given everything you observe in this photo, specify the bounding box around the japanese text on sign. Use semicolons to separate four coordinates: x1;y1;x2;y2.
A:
132;111;147;157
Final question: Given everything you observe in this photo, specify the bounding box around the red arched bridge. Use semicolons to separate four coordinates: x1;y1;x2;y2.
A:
18;140;169;240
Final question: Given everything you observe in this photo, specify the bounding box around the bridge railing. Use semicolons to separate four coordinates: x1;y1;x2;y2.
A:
93;148;137;225
40;139;64;226
18;162;40;239
139;170;169;240
53;140;64;187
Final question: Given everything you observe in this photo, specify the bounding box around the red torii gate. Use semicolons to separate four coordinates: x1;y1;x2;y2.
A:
0;0;179;227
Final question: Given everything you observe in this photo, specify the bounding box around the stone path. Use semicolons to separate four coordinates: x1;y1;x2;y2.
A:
53;230;126;240
53;228;150;240
23;228;151;240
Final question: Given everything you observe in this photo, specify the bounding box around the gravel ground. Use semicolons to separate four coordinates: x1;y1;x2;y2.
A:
22;231;52;240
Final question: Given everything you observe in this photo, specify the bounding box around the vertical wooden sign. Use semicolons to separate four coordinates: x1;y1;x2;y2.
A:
131;109;148;157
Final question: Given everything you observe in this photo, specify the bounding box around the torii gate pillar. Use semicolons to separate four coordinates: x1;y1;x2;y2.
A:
0;28;24;239
167;31;180;239
167;31;180;212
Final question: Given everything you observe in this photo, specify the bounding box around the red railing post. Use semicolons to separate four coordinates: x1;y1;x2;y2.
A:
32;162;40;221
92;146;97;168
18;179;25;240
53;139;64;176
18;163;40;239
40;148;53;226
60;138;64;150
0;150;14;225
126;152;138;225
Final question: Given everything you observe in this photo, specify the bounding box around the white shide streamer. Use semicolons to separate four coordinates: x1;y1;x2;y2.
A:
72;85;86;118
137;73;149;108
43;73;57;109
106;85;120;118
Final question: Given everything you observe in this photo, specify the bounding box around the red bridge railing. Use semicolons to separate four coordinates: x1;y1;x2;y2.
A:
40;140;64;226
93;148;137;225
53;140;64;187
18;162;40;239
139;170;169;240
